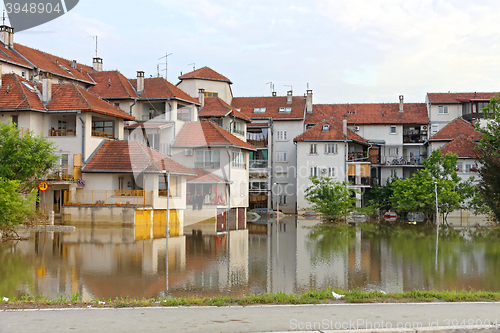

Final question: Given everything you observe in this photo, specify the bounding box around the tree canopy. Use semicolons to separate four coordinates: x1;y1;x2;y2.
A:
305;176;359;221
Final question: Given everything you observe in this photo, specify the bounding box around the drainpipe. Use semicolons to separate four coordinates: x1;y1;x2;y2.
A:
226;145;231;231
129;98;137;116
166;100;175;155
78;110;85;163
270;118;274;210
229;114;235;134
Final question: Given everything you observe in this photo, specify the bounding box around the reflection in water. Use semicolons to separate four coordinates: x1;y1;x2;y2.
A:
2;219;500;300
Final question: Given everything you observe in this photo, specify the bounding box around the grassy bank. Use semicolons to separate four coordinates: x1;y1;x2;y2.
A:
2;289;500;310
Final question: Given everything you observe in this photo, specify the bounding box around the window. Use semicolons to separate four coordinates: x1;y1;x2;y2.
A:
276;130;288;141
233;122;245;136
253;107;266;113
118;177;124;190
438;105;449;114
56;153;69;166
456;162;463;173
309;144;317;154
204;92;218;97
11;115;18;127
250;182;268;191
328;166;337;178
390;125;397;134
391;170;398;178
325;143;338;154
322;125;330;131
195;150;221;168
232;182;237;197
231;151;245;168
310;166;318;177
92;121;114;137
159;176;177;197
114;103;120;108
465;163;477;173
279;195;287;205
276;152;288;162
389;147;399;155
279;107;291;113
275;172;288;178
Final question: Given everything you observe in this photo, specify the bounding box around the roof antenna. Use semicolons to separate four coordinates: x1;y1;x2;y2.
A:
88;36;98;58
188;63;195;71
158;52;172;80
284;85;293;92
2;10;6;25
266;82;275;95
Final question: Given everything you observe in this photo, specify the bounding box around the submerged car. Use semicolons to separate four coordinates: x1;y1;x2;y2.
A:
250;208;276;219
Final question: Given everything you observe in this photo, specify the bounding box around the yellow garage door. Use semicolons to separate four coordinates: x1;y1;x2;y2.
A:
153;210;179;237
135;210;151;226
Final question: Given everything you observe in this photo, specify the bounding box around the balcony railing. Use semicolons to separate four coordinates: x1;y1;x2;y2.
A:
50;128;76;137
348;152;367;161
231;162;246;169
379;156;424;165
47;165;81;181
348;176;372;186
249;160;268;169
195;162;221;168
64;190;153;207
92;130;114;139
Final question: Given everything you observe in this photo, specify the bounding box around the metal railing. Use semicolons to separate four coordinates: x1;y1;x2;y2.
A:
348;152;367;161
92;130;114;139
194;162;221;168
348;176;372;186
231;162;246;169
379;156;424;165
49;128;76;137
64;190;153;207
249;160;268;169
47;165;81;181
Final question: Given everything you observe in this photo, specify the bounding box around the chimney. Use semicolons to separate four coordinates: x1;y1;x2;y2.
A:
306;89;313;113
343;116;348;136
71;60;77;69
198;88;205;107
0;25;14;49
399;95;404;112
272;91;277;97
92;57;103;72
42;78;52;104
137;71;145;92
287;90;293;104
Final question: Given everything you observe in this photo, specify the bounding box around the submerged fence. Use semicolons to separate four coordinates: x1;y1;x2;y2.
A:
63;190;153;207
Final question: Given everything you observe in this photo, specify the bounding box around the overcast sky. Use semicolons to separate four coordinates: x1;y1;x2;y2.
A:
10;0;500;103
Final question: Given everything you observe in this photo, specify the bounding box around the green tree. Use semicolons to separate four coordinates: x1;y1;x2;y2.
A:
476;94;500;222
0;122;57;232
390;150;475;224
305;176;359;221
364;178;397;213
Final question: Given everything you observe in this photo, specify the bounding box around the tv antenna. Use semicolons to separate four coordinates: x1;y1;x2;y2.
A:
158;52;172;80
266;82;275;95
88;36;98;58
188;63;195;71
284;85;293;92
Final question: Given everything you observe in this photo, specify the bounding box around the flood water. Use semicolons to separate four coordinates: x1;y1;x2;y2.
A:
1;218;500;301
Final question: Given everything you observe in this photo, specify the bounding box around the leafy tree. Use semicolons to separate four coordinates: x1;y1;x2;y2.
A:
0;122;57;232
305;176;359;221
364;178;396;213
390;151;475;224
476;94;500;222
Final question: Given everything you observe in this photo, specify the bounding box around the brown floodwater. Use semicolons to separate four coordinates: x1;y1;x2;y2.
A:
1;218;499;301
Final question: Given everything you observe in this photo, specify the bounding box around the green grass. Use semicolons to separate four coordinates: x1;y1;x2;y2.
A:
3;288;500;309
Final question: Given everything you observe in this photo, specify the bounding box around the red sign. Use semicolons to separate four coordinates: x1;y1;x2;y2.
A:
38;181;49;192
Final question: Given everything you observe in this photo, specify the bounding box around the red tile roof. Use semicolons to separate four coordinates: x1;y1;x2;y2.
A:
231;96;306;120
13;43;95;85
0;74;45;110
187;168;230;183
130;77;199;104
429;117;481;141
294;117;368;144
178;66;232;83
199;97;251;122
47;84;135;120
310;103;428;125
439;135;479;158
83;140;194;175
173;120;255;150
0;43;32;69
89;71;137;99
427;92;499;104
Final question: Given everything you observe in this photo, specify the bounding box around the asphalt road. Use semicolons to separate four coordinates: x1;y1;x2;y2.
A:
1;302;500;333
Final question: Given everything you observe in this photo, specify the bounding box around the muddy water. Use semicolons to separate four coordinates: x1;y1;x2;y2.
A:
1;218;499;301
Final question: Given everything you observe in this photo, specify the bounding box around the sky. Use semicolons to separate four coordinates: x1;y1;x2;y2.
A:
9;0;500;104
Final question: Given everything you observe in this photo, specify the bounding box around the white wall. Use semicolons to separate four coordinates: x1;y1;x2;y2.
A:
178;79;233;104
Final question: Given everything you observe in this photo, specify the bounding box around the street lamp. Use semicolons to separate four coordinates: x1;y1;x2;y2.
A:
273;182;286;222
434;180;439;267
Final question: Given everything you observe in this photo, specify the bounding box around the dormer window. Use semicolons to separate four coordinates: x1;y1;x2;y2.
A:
278;107;291;113
253;108;266;113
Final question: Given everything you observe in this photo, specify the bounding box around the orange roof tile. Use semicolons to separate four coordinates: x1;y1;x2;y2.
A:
13;43;95;85
83;140;194;175
427;92;498;104
429;117;481;141
47;84;135;120
89;71;137;99
173;120;255;150
439;135;479;158
294;117;368;144
231;96;306;120
179;66;232;83
130;77;199;104
310;103;428;125
0;73;45;110
199;97;251;122
187;168;230;183
0;43;32;69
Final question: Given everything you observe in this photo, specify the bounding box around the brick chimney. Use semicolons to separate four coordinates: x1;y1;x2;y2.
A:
92;57;103;72
306;90;313;113
0;25;14;49
198;88;205;107
287;90;293;104
137;71;145;92
42;77;52;104
399;95;404;112
343;116;348;136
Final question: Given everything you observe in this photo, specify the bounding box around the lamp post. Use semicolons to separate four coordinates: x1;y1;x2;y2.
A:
273;182;286;222
434;180;439;267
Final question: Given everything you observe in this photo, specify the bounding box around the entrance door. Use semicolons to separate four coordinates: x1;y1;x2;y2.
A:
53;190;62;214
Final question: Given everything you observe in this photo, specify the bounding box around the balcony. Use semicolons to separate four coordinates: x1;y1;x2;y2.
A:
250;160;268;169
403;127;426;143
247;130;268;148
348;176;372;186
47;165;81;181
92;130;114;139
348;151;367;161
379;156;424;166
231;162;246;169
50;128;76;137
348;162;371;187
64;190;153;207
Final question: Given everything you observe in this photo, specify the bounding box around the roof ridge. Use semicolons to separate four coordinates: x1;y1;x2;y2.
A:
116;71;135;98
135;140;160;173
72;84;93;110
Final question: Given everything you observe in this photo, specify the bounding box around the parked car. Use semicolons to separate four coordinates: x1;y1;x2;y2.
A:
250;208;276;219
246;212;261;222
